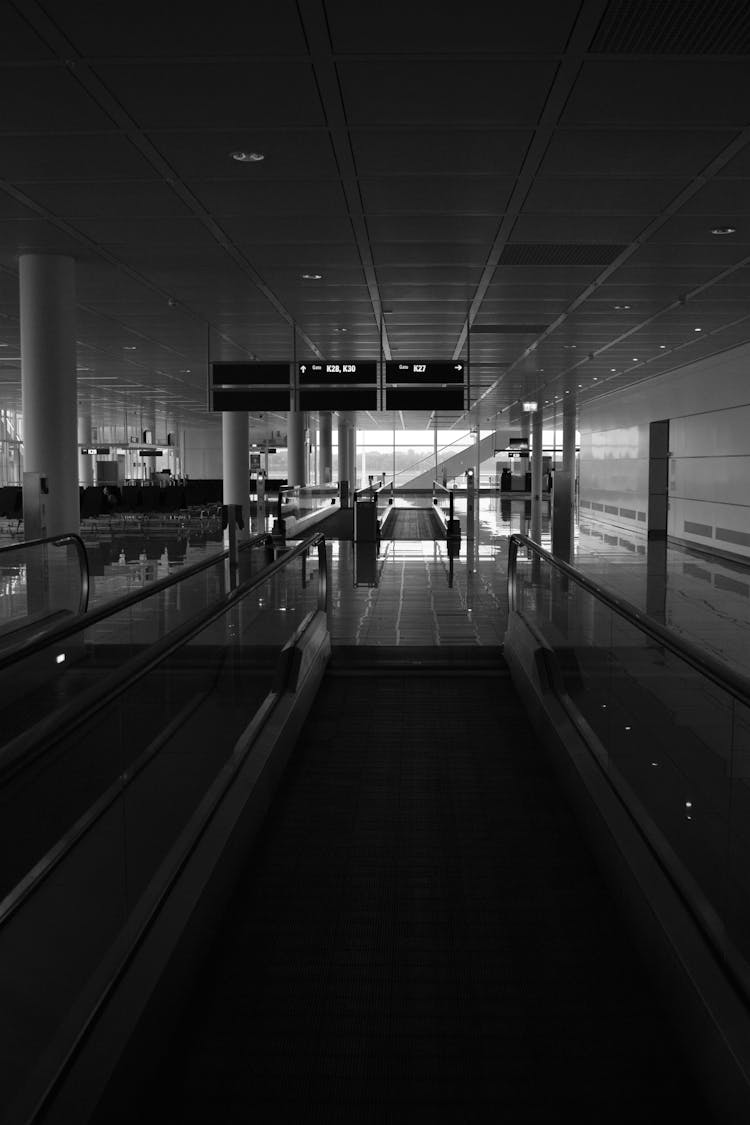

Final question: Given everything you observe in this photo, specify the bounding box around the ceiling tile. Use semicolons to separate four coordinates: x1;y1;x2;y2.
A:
0;66;116;132
60;0;306;56
189;180;347;215
21;180;193;219
148;129;338;181
541;129;736;177
563;60;750;126
338;61;556;125
327;0;580;52
360;177;513;213
95;61;324;129
351;129;532;176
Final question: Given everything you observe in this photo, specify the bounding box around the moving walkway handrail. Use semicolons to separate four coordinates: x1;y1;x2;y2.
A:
508;532;750;708
0;530;273;675
0;532;327;785
354;482;385;499
432;480;454;521
0;532;90;615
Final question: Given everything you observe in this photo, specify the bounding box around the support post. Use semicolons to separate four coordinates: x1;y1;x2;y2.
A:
20;254;79;536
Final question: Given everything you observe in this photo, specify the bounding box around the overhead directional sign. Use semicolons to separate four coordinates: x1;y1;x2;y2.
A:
210;361;291;411
211;362;290;385
385;361;464;385
298;361;377;385
298;360;378;409
385;360;465;410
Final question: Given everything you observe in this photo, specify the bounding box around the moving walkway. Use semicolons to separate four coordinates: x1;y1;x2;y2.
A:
3;531;750;1122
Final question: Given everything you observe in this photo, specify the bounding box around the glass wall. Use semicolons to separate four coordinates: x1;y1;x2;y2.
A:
0;410;22;486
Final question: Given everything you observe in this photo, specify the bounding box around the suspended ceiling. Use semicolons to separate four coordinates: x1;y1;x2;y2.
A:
0;0;749;438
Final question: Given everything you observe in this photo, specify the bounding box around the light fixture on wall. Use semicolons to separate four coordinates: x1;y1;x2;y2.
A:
230;150;265;162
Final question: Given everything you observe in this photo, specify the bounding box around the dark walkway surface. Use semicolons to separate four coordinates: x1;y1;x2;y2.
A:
382;508;445;540
136;655;710;1124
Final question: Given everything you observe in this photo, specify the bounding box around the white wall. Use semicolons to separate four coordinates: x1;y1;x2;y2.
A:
578;341;750;559
182;424;222;479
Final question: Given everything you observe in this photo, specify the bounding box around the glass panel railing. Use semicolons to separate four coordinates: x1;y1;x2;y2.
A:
508;533;750;993
0;534;89;644
0;533;327;1122
0;534;274;753
279;484;339;527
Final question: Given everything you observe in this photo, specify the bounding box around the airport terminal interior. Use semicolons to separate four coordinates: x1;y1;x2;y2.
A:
3;1;750;1121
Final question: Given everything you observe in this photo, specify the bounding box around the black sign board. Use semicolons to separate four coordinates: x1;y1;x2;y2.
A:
385;361;464;385
211;362;290;386
298;361;377;386
138;449;163;456
386;386;465;410
210;362;292;412
81;446;110;455
300;387;378;411
212;388;291;411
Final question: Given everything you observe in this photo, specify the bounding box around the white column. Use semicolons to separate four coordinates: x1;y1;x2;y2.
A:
222;412;250;540
20;254;79;535
338;411;356;491
552;390;577;560
287;410;306;486
319;412;332;484
78;409;93;486
530;407;543;544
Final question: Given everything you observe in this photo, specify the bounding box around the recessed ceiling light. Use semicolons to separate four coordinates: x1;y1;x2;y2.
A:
593;377;598;381
123;345;137;351
231;150;265;162
334;327;348;333
711;226;736;235
302;273;322;280
632;357;639;361
610;367;616;372
659;345;667;349
694;327;702;332
613;304;631;310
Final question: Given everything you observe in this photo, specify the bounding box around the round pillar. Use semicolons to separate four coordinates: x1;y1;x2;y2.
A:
530;407;543;544
222;412;250;540
78;409;93;486
319;412;332;485
338;411;356;490
20;254;78;535
287;410;306;486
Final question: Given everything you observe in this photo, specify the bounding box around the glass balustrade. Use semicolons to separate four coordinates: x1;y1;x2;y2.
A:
508;534;750;993
0;534;327;1121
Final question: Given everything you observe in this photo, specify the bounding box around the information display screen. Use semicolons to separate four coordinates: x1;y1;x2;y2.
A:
211;362;291;386
385;361;464;385
298;361;377;385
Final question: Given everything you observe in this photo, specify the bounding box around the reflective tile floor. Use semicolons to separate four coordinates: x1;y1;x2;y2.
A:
329;495;750;676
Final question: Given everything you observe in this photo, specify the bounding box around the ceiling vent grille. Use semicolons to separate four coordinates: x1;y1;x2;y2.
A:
591;0;750;53
498;244;625;267
470;324;548;334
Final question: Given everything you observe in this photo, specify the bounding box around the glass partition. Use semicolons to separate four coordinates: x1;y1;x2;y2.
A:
0;534;89;641
0;535;327;1120
509;534;750;992
279;484;338;525
0;535;275;752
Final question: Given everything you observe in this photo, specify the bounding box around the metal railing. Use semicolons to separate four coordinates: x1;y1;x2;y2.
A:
0;530;273;675
508;533;750;705
0;532;90;617
507;531;750;1002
